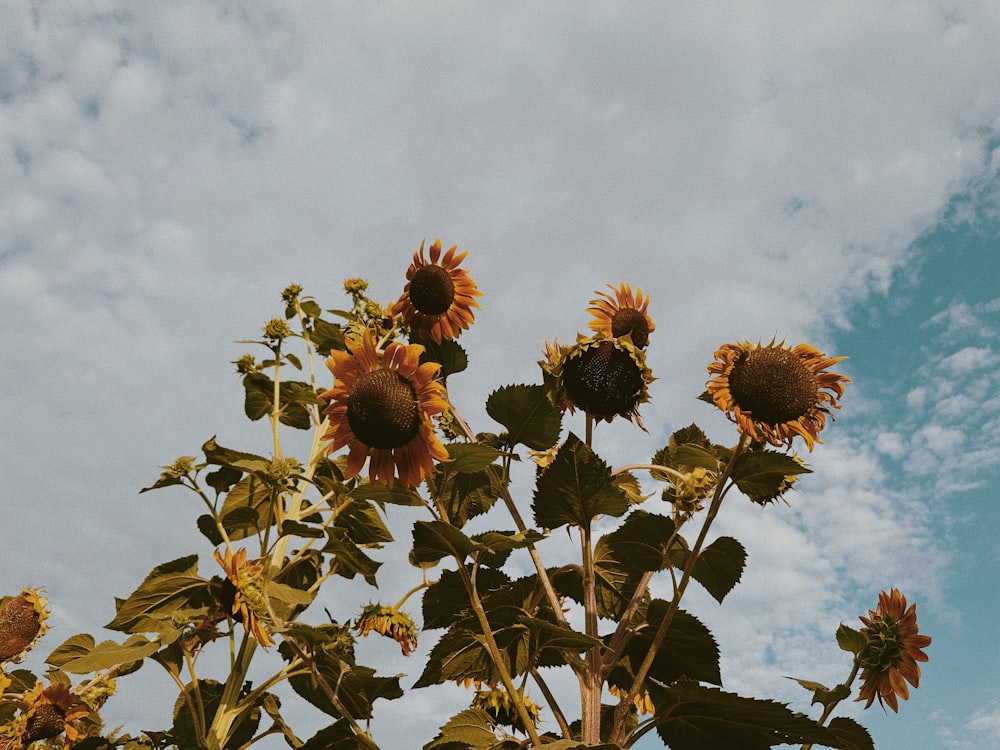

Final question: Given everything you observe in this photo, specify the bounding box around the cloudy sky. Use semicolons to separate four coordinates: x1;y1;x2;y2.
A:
3;2;999;748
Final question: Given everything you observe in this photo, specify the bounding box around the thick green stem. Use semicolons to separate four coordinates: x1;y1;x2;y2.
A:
579;520;602;745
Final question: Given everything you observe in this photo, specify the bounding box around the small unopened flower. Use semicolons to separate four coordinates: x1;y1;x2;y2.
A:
669;466;716;515
541;334;653;427
281;283;303;303
233;353;258;375
706;340;850;450
320;330;450;488
343;277;369;296
856;589;931;712
471;685;542;733
587;282;655;348
214;548;275;649
0;588;49;663
392;238;481;343
354;603;418;656
263;317;293;342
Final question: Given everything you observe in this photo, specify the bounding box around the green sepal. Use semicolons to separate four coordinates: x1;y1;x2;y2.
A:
486;383;563;450
532;433;629;529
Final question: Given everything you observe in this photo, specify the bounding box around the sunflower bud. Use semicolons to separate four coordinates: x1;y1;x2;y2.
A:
354;603;418;656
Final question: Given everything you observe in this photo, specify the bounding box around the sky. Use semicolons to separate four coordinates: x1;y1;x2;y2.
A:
2;2;999;748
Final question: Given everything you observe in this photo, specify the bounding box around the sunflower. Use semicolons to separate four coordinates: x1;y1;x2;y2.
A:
19;682;89;747
320;330;450;488
0;588;49;663
541;334;653;426
214;547;275;649
354;603;418;656
587;282;655;348
856;589;931;712
705;340;849;450
392;238;481;344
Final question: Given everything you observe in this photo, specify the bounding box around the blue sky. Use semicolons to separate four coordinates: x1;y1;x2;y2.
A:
2;2;999;748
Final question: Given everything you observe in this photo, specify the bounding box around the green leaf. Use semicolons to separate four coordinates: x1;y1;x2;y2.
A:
323;528;382;586
422;567;510;630
602;510;680;573
827;717;874;750
650;680;842;750
625;602;721;686
196;514;225;545
532;433;629;529
173;679;261;750
280;519;326;539
472;529;546;568
836;623;867;655
54;635;161;674
220;474;274;540
310;317;346;355
731;450;811;503
337;499;393;545
486;384;562;450
420;338;469;379
689;536;747;604
441;443;504;474
106;555;213;634
202;437;269;473
437;466;501;529
424;708;498;750
45;633;96;667
671;443;722;471
412;520;477;564
350;481;424;507
301;720;365;750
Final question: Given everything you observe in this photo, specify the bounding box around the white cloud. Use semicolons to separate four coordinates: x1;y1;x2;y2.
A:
3;2;1000;746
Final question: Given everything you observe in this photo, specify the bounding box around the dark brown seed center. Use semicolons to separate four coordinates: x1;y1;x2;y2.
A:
563;340;644;418
727;347;818;425
408;265;455;316
347;369;421;449
24;704;66;743
611;308;650;348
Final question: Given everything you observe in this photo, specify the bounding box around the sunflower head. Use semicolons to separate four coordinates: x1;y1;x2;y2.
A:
856;589;931;712
392;238;481;344
0;588;49;663
19;682;89;746
587;283;655;348
320;330;450;488
354;603;418;656
706;340;850;450
214;548;275;649
470;685;542;733
541;334;653;427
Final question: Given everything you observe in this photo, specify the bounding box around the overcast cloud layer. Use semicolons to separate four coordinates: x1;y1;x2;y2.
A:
3;2;1000;748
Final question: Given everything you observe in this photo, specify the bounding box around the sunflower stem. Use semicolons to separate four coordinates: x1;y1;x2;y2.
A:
579;518;603;745
608;435;749;745
801;656;861;750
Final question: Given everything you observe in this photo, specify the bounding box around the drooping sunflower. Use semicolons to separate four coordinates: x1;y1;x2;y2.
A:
541;334;653;427
587;282;655;348
354;603;418;656
214;547;275;649
392;238;481;344
856;588;931;712
18;682;89;747
705;340;850;450
0;588;49;663
321;330;450;488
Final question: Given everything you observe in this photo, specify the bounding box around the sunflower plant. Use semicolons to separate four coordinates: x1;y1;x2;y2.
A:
1;241;932;750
